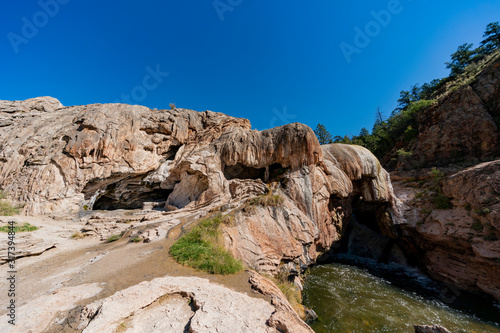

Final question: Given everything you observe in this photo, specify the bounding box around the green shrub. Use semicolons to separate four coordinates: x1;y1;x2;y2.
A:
429;167;445;183
130;236;142;243
403;125;418;142
106;234;121;243
0;222;38;233
170;215;243;275
274;277;304;318
396;149;413;158
473;208;491;216
433;193;453;209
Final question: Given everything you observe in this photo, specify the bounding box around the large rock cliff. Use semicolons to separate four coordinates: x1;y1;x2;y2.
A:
0;97;404;272
384;53;500;169
0;97;408;331
393;162;500;301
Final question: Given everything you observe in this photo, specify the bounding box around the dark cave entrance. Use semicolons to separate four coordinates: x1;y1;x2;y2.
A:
93;188;173;210
83;173;174;211
224;164;266;181
223;163;287;182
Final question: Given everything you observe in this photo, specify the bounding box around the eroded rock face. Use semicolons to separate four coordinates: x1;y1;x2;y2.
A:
0;274;311;333
393;161;500;301
0;99;250;215
0;98;406;328
223;144;405;274
387;55;500;168
0;99;403;266
0;283;103;333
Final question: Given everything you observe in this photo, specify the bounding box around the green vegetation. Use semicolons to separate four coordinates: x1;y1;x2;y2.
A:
169;215;244;275
169;103;176;109
0;222;38;233
249;194;284;207
473;208;491;216
313;124;333;145
314;21;500;163
130;236;142;243
429;167;445;190
481;22;500;54
106;234;121;243
0;190;19;216
433;193;453;209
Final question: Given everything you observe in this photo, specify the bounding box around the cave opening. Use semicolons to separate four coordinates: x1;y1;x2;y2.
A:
93;188;173;210
351;195;386;234
268;163;288;180
224;164;266;181
163;144;181;160
223;162;288;182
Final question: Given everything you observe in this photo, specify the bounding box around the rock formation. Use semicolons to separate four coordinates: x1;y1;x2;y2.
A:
413;325;451;333
384;53;500;168
393;161;500;301
0;97;408;330
76;275;299;333
0;97;404;271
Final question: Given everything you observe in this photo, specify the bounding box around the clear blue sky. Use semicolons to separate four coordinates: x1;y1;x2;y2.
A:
1;1;499;137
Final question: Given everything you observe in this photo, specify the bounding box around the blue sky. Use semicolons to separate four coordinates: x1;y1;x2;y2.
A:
1;1;499;137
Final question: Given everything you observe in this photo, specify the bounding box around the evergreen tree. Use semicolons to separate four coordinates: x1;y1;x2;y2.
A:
445;43;477;77
480;22;500;54
314;124;333;145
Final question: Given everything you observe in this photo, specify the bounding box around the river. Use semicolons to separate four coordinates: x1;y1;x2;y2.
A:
303;257;500;333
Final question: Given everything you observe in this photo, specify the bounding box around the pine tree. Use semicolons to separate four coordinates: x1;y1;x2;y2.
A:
314;124;333;145
445;43;477;77
481;22;500;54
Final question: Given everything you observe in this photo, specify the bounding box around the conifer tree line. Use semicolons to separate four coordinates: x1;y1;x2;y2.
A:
314;21;500;158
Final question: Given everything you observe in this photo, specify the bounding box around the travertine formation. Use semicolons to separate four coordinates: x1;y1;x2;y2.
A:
0;97;406;331
0;97;403;271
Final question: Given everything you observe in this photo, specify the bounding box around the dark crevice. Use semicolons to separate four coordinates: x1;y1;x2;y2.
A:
93;188;172;210
224;163;266;181
163;145;181;160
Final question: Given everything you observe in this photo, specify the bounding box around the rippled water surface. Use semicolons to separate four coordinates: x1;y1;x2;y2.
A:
303;263;500;333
